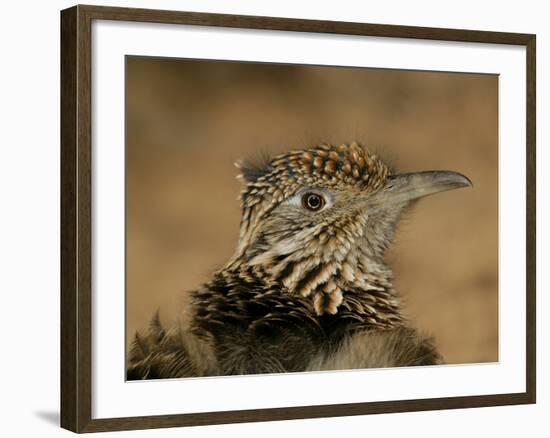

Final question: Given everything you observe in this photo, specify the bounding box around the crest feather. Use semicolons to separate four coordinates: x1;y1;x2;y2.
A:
234;151;273;184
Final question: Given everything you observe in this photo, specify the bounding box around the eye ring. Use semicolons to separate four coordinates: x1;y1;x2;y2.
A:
302;192;326;212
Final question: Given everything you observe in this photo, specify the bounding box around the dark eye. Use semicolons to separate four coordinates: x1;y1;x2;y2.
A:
302;192;326;211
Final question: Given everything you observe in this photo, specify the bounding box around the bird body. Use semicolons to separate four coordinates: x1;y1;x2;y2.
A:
128;142;470;379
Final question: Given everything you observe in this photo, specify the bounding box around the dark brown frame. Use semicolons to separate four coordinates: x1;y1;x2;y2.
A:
61;4;536;433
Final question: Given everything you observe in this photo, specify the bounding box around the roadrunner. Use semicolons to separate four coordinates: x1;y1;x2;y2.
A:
128;142;471;379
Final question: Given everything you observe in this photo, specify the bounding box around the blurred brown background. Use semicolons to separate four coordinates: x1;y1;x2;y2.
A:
126;56;498;364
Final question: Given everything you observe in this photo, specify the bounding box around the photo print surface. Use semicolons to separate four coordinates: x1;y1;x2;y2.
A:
125;56;498;380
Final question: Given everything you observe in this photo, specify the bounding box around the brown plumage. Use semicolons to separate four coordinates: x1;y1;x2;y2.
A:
127;142;471;379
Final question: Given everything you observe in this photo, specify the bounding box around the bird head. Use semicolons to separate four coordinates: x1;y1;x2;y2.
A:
229;142;471;316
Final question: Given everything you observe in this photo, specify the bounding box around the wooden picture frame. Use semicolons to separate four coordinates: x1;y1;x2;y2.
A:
60;4;536;433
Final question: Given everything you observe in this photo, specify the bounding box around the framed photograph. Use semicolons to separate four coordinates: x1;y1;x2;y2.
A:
60;4;536;433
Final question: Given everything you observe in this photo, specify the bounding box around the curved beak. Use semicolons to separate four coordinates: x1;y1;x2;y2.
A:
382;170;472;205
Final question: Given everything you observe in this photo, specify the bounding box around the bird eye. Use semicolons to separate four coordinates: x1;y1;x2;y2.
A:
302;192;326;212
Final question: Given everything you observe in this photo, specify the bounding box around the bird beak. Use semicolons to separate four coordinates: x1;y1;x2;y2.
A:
382;170;472;205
